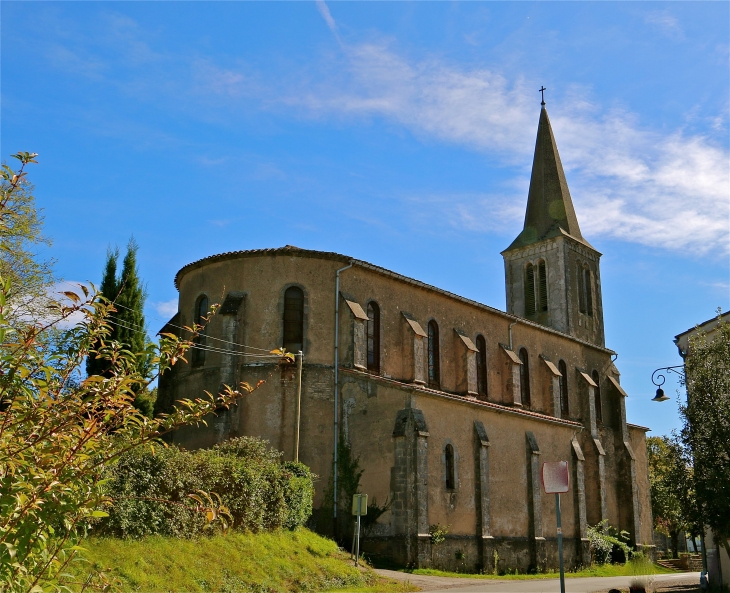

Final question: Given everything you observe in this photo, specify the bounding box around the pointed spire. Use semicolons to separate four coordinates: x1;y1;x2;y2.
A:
505;106;591;251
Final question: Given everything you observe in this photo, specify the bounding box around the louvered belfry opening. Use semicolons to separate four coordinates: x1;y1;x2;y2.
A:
366;301;380;373
538;260;548;312
525;263;536;315
518;347;531;406
192;295;209;367
283;286;304;353
559;359;569;416
584;268;593;316
476;335;488;397
428;320;440;388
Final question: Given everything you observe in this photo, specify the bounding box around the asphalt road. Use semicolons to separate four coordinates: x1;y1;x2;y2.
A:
374;569;701;593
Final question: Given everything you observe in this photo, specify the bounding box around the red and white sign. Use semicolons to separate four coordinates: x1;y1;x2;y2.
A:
542;461;570;493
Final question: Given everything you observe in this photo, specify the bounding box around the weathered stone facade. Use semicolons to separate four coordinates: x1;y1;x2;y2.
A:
156;106;653;572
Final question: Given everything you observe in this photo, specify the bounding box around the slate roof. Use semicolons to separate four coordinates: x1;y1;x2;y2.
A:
505;106;594;252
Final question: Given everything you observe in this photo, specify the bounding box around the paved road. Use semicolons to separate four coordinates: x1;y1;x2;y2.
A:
374;569;701;593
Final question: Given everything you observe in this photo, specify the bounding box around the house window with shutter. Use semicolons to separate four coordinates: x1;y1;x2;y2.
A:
476;334;488;397
283;286;304;353
428;320;440;389
559;359;569;416
192;295;209;367
519;347;531;406
366;301;380;373
445;444;455;490
592;370;602;423
525;263;536;315
538;260;548;312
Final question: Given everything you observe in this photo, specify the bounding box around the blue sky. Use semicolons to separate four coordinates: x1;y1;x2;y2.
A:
2;1;728;438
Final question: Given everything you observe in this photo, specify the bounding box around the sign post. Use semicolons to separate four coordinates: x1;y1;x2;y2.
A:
351;493;367;566
542;461;570;593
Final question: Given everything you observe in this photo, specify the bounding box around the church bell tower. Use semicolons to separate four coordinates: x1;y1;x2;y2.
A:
502;100;605;347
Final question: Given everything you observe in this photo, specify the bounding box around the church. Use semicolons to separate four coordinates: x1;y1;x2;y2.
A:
156;102;654;572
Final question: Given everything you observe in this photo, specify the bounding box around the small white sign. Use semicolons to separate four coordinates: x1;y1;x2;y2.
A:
542;461;570;493
352;493;368;516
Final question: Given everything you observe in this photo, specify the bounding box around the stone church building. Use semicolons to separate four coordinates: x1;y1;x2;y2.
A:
156;104;653;572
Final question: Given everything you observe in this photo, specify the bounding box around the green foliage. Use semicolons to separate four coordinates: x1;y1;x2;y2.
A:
428;523;449;546
99;437;314;538
69;529;386;593
0;152;55;324
86;239;154;407
318;436;364;536
647;435;693;557
680;313;730;560
586;521;631;565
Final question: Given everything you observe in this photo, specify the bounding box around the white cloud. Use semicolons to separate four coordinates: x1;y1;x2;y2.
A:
316;0;338;36
645;11;684;40
152;299;178;319
280;43;730;255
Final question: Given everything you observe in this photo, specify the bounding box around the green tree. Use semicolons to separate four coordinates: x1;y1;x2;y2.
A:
86;239;154;415
680;313;730;560
0;152;55;323
647;436;688;558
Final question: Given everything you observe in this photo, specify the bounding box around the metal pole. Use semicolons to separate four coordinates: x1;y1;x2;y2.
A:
355;496;361;566
556;492;565;593
333;262;353;538
294;351;303;463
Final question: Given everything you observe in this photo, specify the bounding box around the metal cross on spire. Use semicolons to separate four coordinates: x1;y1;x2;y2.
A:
539;86;547;106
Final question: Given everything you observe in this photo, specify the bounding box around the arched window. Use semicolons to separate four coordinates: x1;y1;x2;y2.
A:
428;320;440;388
538;260;548;312
525;263;536;315
519;348;531;406
283;286;304;353
476;335;488;397
592;370;602;423
366;301;380;373
559;359;569;416
584;268;593;317
192;295;209;367
445;444;455;490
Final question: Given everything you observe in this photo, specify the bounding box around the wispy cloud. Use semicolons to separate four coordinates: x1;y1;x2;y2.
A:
645;11;685;40
316;0;339;38
280;43;729;255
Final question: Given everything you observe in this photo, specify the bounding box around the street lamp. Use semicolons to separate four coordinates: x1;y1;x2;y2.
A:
650;365;685;402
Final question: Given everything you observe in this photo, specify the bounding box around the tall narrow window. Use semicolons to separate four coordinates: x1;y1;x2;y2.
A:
428;320;440;388
519;347;531;406
577;263;586;314
192;295;209;367
559;359;569;416
538;260;548;312
445;444;455;490
584;268;593;317
592;370;602;423
525;263;536;315
366;301;380;373
283;286;304;353
476;335;488;397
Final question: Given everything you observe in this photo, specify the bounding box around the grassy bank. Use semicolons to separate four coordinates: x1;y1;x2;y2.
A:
410;561;674;580
70;528;415;592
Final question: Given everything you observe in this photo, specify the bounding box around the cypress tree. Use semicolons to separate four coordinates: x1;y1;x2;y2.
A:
86;247;119;378
86;239;154;416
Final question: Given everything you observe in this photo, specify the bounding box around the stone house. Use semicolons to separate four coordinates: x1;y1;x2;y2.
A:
156;104;654;572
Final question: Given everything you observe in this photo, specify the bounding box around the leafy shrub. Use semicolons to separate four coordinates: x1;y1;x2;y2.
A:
99;437;315;538
587;520;632;565
429;523;449;545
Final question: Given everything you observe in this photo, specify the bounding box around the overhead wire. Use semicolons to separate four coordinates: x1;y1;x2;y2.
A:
90;299;280;354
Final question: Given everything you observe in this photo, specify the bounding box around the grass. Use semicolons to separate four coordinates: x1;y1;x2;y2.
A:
66;528;417;592
409;560;675;580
